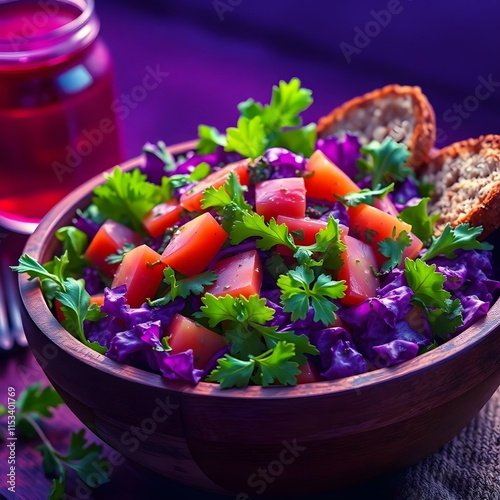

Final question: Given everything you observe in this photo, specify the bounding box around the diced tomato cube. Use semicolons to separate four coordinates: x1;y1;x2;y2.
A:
338;234;380;305
304;150;360;201
160;212;228;276
348;204;423;266
166;313;228;369
275;215;328;256
142;199;183;238
111;244;166;307
206;250;262;299
255;177;306;221
84;219;142;277
179;159;250;212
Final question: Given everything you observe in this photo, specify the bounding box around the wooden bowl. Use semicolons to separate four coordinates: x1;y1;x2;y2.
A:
18;141;500;497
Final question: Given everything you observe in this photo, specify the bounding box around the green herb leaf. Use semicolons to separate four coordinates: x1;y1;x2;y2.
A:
277;266;346;326
421;223;492;262
272;123;316;158
357;137;412;189
142;140;177;172
54;226;89;275
398;198;440;243
206;355;255;389
197;124;227;154
92;167;166;233
226;116;267;159
337;183;395;208
55;278;106;354
378;229;412;273
253;341;300;386
17;382;64;419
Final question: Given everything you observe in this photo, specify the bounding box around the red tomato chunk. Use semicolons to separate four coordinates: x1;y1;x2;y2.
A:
255;177;306;221
338;234;380;306
206;250;263;299
83;219;142;277
142;199;183;238
349;204;423;266
179;159;250;212
166;313;228;369
304;150;360;201
161;212;228;276
112;244;166;308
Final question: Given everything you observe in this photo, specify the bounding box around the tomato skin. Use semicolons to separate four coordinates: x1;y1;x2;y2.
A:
255;177;306;221
296;359;322;384
83;220;142;277
142;199;183;238
206;250;263;299
179;159;250;212
338;234;380;305
304;150;360;201
166;313;228;369
348;204;423;266
160;212;228;276
111;244;166;308
275;215;328;256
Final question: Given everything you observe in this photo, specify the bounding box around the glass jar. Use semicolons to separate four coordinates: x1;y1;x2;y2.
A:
0;0;123;233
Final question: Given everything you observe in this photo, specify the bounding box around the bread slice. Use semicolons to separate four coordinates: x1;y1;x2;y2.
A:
423;134;500;238
317;84;436;169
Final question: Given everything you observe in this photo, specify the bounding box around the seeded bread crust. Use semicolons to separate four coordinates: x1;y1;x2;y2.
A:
317;84;436;169
423;135;500;238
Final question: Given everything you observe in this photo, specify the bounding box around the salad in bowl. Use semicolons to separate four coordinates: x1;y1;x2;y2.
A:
14;79;500;389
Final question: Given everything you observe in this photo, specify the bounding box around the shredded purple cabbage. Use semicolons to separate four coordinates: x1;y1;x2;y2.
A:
315;133;362;179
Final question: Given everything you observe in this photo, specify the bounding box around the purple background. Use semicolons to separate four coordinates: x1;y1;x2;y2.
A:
96;0;500;160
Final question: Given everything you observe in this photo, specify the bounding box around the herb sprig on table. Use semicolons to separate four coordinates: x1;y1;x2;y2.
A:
0;382;110;500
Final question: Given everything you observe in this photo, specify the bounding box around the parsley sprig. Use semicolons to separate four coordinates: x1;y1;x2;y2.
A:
198;293;318;388
0;383;110;499
12;254;106;354
197;78;316;158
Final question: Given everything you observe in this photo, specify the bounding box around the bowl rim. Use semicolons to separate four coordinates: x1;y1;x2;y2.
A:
18;139;500;400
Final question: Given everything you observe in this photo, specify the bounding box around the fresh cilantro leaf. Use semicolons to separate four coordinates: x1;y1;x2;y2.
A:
404;258;463;338
398;198;440;243
421;223;492;262
225;116;267;159
55;278;106;354
230;212;296;251
164;161;211;195
238;98;263;119
378;229;412;273
264;252;290;281
337;183;394;208
197;124;227;154
17;382;64;419
12;253;66;292
277;266;346;326
357;137;412;189
206;355;255;389
201;172;252;233
92;167;166;233
142;140;177;172
149;267;217;307
252;341;300;386
272;123;316;158
53;226;89;275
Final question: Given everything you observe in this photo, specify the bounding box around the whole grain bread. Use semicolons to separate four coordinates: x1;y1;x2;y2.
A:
423;134;500;238
317;84;436;169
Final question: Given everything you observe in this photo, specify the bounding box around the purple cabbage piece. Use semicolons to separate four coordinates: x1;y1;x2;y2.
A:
393;176;421;208
262;148;307;179
82;267;103;295
315;133;362;179
73;212;100;241
372;339;419;368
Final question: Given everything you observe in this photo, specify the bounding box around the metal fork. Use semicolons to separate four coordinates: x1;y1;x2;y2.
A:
0;231;28;351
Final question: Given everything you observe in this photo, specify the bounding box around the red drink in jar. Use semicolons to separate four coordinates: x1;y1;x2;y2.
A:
0;0;123;232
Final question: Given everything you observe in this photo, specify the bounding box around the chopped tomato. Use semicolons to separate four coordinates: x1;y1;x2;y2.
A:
206;250;262;299
255;177;306;221
296;359;322;384
179;159;250;212
89;293;105;308
142;199;183;238
275;215;328;256
338;234;379;305
373;196;399;218
304;150;360;201
83;219;142;277
166;313;228;369
161;212;227;276
111;244;166;308
348;204;423;266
